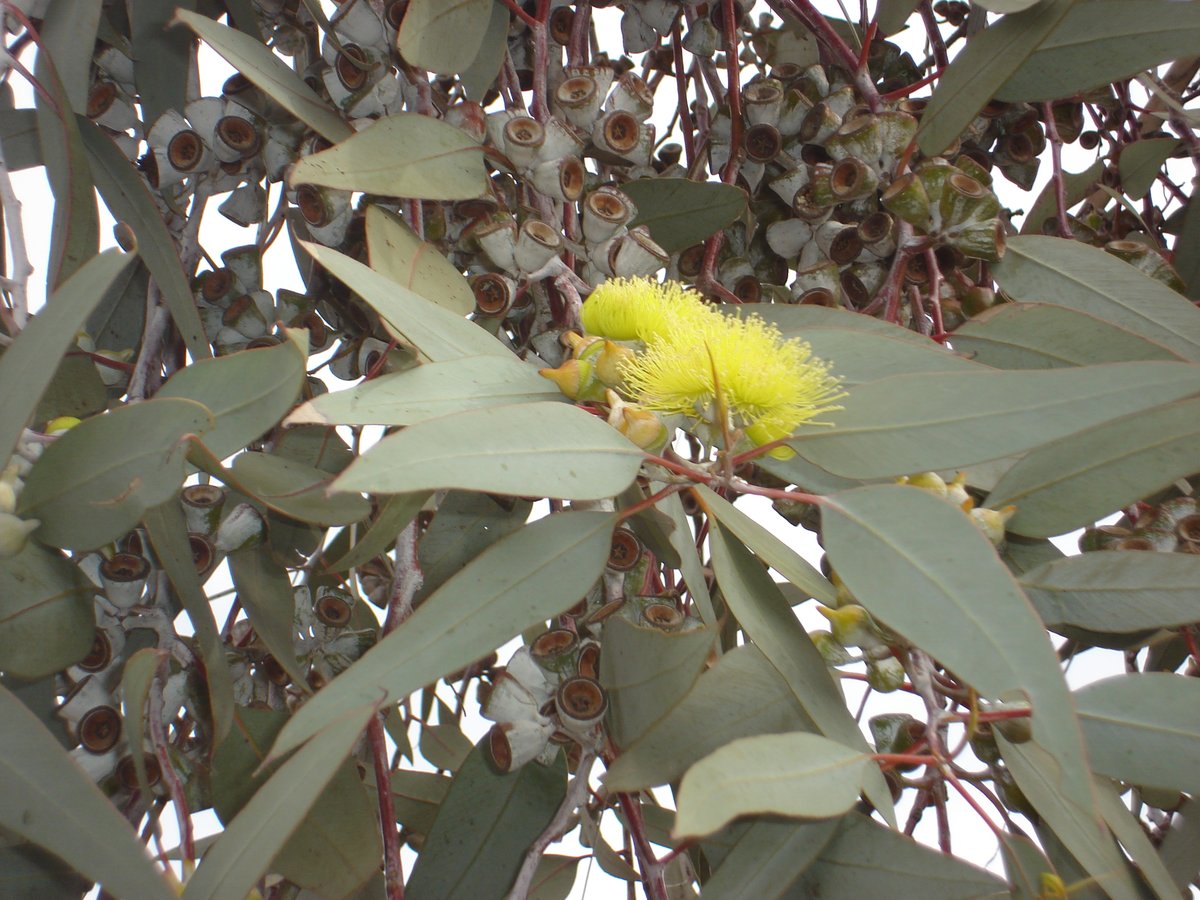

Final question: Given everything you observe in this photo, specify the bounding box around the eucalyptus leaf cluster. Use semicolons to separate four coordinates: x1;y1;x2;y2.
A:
1;1;1199;899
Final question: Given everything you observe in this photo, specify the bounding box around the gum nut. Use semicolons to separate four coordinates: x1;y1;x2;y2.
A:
896;471;947;497
0;512;38;558
969;505;1017;546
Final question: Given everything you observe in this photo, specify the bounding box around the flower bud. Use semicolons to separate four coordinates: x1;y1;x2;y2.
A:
811;630;853;665
0;511;38;559
866;655;906;693
606;395;669;450
539;357;606;402
817;603;888;651
969;505;1017;546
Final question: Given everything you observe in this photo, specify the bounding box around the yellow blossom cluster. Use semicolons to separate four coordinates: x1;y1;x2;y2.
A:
554;277;845;455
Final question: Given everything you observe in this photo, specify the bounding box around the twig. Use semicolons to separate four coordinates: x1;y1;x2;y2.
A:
507;750;597;899
0;132;31;330
382;519;423;635
670;20;695;171
616;793;668;900
918;0;949;69
149;654;195;865
369;715;405;900
1041;101;1073;237
768;0;881;112
719;0;743;185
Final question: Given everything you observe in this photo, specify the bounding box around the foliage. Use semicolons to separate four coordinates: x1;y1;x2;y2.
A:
0;0;1198;897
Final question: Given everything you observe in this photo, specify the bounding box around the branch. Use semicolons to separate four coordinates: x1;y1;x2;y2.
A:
507;750;596;899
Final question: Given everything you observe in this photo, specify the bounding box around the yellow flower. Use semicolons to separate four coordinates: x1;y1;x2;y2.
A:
581;276;714;342
622;309;844;452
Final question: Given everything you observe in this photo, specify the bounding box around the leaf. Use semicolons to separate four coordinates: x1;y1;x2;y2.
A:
1158;800;1200;893
1175;197;1200;301
0;248;134;460
181;704;375;900
270;511;617;758
230;451;371;525
458;0;509;100
0;682;176;900
322;492;430;573
997;2;1200;102
674;733;872;839
119;648;163;805
1075;674;1200;796
300;242;507;361
158;330;307;459
916;0;1076;155
397;0;493;76
701;818;838;898
143;502;234;742
1118;137;1180;201
0;542;93;680
287;355;560;427
0;108;43;171
128;0;194;128
1094;778;1179;900
604;644;815;792
600;616;715;749
208;706;382;899
414;492;532;600
746;303;930;344
78;120;211;360
997;737;1142;900
290;114;487;200
694;485;834;605
729;311;979;386
526;855;581;900
227;546;310;688
35;354;108;425
822;484;1129;898
658;491;716;625
951;302;1183;369
621;178;749;253
175;10;352;143
795;813;1008;897
365;205;473;316
34;37;99;289
789;361;1200;479
994;236;1200;361
1020;552;1200;636
334;402;642;501
390;768;450;835
0;840;91;899
18;398;213;550
405;741;565;900
705;519;896;825
987;395;1200;537
419;698;473;771
1021;159;1104;235
974;0;1042;11
40;0;102;114
874;0;922;35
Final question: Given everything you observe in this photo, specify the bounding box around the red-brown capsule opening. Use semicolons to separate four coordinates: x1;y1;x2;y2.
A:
642;602;684;630
799;143;830;166
798;102;831;143
201;267;235;301
216;116;261;157
116;753;162;791
315;592;353;627
556;75;598;109
1112;537;1155;551
303;311;328;348
744;79;783;108
839;270;869;308
454;197;498;224
335;44;370;92
182;483;225;512
78;628;114;673
548;5;575;42
167;130;206;172
523;219;562;249
899;98;927;118
188;533;216;576
830;158;871;199
607;528;643;571
222;294;254;326
531;628;578;661
223;72;253;96
904;252;930;286
576;642;601;680
384;0;408;29
709;0;746;30
829;227;864;265
558;156;585;201
556;676;607;722
732;274;761;303
488;723;514;772
471;273;514;317
999;132;1035;164
676;244;706;279
585;189;630;224
87;81;118;119
78;705;122;753
296;183;332;227
798;287;838;307
100;553;151;584
504;116;544;150
947;171;987;200
261;655;290;685
743;123;782;163
1175;514;1200;544
858;210;894;246
600;111;639;153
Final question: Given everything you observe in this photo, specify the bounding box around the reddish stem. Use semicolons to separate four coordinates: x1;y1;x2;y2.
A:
369;715;405;900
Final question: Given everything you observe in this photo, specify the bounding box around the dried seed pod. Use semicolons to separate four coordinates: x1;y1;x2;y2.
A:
582;187;635;244
743;122;782;163
829;156;878;201
555;676;608;734
116;752;163;792
938;173;1000;231
799;101;841;144
608;72;654;122
607;528;643;571
641;602;684;631
488;719;555;772
530;155;586;202
857;211;896;256
530;629;579;675
314;586;355;628
189;532;220;579
881;172;931;228
515;219;564;274
797;286;839;307
99;552;151;609
181;483;226;535
604;227;668;278
77;626;121;674
502;116;545;171
77;705;123;754
592;109;640;160
576;641;601;679
214;114;261;160
743;78;784;127
473;215;519;273
556;74;603;129
471;272;517;317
